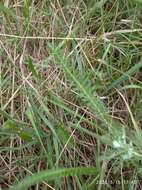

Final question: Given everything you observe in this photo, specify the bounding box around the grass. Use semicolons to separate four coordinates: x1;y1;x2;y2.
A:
0;0;142;189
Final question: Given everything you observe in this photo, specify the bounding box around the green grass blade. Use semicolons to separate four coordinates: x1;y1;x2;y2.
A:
27;57;40;79
26;107;47;155
120;84;142;90
9;167;97;190
108;60;142;90
23;0;30;18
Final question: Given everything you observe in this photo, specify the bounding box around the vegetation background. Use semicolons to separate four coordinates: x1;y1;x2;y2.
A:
1;0;142;189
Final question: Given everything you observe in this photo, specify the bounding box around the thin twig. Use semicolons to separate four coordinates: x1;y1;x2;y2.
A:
0;29;142;41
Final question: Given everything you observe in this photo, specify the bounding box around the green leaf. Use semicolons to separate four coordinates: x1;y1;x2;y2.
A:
108;60;142;90
27;57;40;79
120;84;142;90
26;107;47;155
1;120;34;142
23;0;30;18
135;0;142;4
9;167;97;190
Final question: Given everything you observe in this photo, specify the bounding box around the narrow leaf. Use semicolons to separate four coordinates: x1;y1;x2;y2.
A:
108;60;142;90
1;120;34;142
9;167;97;190
27;57;40;79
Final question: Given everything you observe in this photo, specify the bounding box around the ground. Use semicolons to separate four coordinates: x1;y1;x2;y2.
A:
1;0;142;189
